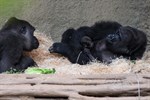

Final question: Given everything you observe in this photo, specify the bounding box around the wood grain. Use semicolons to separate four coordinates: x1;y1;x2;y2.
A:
0;74;150;100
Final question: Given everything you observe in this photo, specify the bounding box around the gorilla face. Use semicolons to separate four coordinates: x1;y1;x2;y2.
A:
2;17;39;51
106;27;132;47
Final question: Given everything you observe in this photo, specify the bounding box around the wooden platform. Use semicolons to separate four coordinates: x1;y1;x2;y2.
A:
0;74;150;100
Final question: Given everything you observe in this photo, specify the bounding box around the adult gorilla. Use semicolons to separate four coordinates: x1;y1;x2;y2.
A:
0;17;39;73
106;26;147;60
81;25;147;63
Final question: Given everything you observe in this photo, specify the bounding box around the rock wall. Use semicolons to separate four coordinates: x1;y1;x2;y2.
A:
0;0;150;43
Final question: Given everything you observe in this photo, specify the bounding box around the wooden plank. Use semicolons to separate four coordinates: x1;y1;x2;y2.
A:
0;74;150;99
0;84;150;96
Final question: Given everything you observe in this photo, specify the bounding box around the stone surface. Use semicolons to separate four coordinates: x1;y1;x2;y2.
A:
0;0;150;44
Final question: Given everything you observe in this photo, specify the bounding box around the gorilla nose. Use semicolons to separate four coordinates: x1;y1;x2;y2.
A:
106;34;120;43
33;40;39;49
49;46;54;53
32;36;39;49
106;34;114;42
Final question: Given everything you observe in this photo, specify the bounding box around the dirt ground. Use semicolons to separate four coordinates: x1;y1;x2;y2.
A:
25;32;150;75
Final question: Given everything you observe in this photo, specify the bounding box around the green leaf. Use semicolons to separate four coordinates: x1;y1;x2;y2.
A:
25;67;56;74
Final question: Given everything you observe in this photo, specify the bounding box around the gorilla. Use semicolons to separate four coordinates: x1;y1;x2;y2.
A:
49;21;147;65
81;36;116;64
0;17;39;73
106;26;147;60
49;21;121;65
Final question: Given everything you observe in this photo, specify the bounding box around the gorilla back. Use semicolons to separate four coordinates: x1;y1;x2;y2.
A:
0;17;39;73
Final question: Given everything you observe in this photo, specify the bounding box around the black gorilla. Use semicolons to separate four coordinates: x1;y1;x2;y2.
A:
49;21;147;65
81;36;116;64
0;17;39;73
106;26;147;60
49;21;121;64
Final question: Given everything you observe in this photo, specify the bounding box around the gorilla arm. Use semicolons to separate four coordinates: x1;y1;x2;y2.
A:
15;56;37;71
0;52;15;73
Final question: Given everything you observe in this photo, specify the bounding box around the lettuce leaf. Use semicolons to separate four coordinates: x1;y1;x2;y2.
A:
25;67;56;74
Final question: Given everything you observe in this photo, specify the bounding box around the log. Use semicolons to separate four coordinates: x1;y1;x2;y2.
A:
0;74;150;100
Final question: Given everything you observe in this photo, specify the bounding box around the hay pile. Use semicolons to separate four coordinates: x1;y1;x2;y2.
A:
25;32;150;75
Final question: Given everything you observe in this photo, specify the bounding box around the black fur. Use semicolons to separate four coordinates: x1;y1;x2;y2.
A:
49;27;92;65
106;26;147;60
0;17;39;73
49;21;121;64
49;21;147;65
81;36;116;64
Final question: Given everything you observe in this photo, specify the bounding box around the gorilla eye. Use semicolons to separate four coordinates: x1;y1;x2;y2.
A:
20;26;26;34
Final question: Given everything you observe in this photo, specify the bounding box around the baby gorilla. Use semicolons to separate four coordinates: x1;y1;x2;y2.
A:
106;26;147;60
0;17;39;73
81;36;116;64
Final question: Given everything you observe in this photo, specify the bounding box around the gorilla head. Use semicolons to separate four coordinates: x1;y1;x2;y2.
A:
61;26;92;50
2;17;39;51
0;17;39;73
